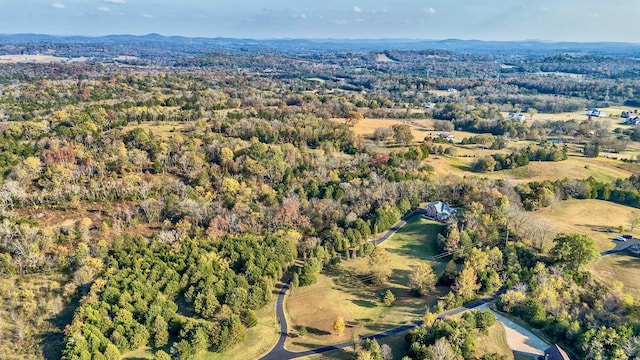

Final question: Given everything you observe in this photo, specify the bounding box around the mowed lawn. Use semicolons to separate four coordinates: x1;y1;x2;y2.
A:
284;217;447;352
298;320;519;360
591;254;640;298
531;199;638;252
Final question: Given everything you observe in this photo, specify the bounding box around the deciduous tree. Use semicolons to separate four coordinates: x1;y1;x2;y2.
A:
332;316;345;336
453;266;480;301
368;247;391;285
550;233;599;270
408;262;437;296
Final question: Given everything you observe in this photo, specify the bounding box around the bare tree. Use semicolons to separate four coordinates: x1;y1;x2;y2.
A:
380;344;393;360
531;218;556;251
630;212;640;232
431;338;455;360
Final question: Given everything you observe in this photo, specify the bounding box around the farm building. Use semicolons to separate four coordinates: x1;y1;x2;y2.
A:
439;132;455;140
425;201;457;222
507;112;526;121
586;108;603;117
543;344;570;360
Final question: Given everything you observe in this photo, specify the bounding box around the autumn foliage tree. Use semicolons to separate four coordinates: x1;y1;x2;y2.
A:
408;262;437;297
333;316;346;336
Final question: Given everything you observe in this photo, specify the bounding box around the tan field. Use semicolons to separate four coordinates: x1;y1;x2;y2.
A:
590;254;640;298
531;199;638;252
430;90;457;97
352;117;480;144
375;53;396;62
0;55;86;63
523;106;638;124
298;322;517;360
284;217;447;352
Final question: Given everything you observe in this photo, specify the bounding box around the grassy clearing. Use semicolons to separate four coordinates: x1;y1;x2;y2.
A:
508;156;636;183
476;322;515;360
590;254;640;298
300;321;519;360
351;117;480;144
529;106;635;123
285;217;447;352
425;153;637;184
531;199;638;252
298;329;410;360
122;121;187;140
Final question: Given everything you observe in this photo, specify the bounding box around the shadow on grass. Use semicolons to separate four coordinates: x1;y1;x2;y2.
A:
322;265;383;302
290;341;319;350
38;285;83;359
293;325;331;336
388;268;412;286
611;256;640;268
352;299;378;308
513;350;539;359
451;163;473;172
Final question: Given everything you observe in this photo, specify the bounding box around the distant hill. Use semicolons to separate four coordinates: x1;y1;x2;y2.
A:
1;33;640;58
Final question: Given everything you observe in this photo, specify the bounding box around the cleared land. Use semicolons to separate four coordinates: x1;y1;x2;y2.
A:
590;254;640;298
299;317;517;360
531;199;638;252
284;217;447;352
0;55;86;63
351;114;640;184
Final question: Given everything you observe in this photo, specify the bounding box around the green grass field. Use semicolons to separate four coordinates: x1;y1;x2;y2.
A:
284;217;447;352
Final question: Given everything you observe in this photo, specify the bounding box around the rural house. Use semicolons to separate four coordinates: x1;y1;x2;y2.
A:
543;344;570;360
425;201;457;222
439;132;455;140
507;112;526;121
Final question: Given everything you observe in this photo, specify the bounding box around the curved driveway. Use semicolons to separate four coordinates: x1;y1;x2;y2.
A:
260;208;639;360
260;208;433;360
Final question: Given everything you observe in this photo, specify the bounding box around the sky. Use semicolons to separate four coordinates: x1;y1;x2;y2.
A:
1;0;639;43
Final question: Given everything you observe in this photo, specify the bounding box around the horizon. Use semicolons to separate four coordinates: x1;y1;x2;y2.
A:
1;1;639;43
2;32;640;46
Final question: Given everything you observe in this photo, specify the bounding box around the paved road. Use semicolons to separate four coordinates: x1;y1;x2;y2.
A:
601;238;640;256
260;210;639;360
261;292;502;360
260;282;296;360
259;208;436;360
476;304;549;356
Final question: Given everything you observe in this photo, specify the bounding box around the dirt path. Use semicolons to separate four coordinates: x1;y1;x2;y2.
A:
476;304;549;356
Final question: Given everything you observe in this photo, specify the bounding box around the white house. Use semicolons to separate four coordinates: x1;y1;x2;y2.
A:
507;113;526;121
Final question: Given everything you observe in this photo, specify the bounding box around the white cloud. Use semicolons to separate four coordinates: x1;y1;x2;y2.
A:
355;18;364;23
103;0;126;3
353;6;361;13
98;6;110;12
300;13;307;19
423;7;436;14
50;2;65;9
142;13;153;19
